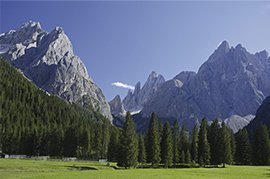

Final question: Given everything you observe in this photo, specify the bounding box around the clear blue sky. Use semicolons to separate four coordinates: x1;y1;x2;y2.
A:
1;1;270;101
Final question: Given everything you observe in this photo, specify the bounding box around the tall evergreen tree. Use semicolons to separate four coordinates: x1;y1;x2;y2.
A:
253;124;270;165
220;122;233;167
191;125;198;163
138;134;146;166
198;118;210;167
208;119;222;165
180;150;185;163
161;121;173;168
235;129;251;165
107;127;120;162
172;120;180;167
147;112;161;166
185;150;191;164
179;127;189;154
117;112;138;168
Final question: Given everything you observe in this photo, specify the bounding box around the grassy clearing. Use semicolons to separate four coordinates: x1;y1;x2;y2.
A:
0;159;269;179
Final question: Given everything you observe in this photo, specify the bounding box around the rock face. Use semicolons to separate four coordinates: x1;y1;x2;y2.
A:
0;21;112;121
224;115;254;133
141;41;270;130
109;95;126;118
122;71;165;113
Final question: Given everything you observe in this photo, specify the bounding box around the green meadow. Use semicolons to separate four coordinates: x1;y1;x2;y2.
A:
0;159;269;179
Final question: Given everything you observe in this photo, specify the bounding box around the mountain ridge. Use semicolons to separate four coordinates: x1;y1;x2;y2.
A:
0;21;112;120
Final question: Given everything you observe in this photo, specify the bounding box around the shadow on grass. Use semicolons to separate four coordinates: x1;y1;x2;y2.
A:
67;165;98;171
264;169;270;177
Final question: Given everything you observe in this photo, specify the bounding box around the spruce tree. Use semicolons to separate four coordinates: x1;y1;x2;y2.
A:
198;118;210;167
253;124;270;165
180;150;185;163
191;125;198;163
172;120;180;167
185;150;191;164
220;122;233;167
138;134;146;166
208;119;222;165
117;112;138;168
147;112;161;166
107;127;119;162
161;121;173;168
235;129;251;165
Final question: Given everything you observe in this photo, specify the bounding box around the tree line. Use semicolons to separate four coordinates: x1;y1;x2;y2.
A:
111;112;270;168
1;59;270;168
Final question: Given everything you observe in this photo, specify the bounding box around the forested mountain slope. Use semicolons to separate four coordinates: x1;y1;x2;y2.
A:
0;59;113;158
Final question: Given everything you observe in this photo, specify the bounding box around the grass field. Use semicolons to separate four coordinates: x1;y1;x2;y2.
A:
0;159;269;179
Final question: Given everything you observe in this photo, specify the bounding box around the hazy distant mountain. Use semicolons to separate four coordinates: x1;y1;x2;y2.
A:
109;95;126;118
140;41;270;130
122;71;165;113
0;21;112;120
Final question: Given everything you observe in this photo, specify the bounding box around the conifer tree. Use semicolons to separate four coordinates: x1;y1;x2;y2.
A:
253;124;270;165
208;119;222;165
117;112;138;168
161;121;173;168
147;112;161;166
220;122;233;167
172;120;180;167
138;134;146;166
185;150;191;164
235;129;251;165
180;150;185;164
198;118;210;166
107;127;120;162
191;125;198;163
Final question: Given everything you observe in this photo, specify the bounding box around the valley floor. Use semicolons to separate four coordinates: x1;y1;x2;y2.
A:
0;159;269;179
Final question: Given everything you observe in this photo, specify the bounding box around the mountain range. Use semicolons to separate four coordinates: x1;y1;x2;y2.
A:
0;21;112;121
111;41;270;132
2;21;270;133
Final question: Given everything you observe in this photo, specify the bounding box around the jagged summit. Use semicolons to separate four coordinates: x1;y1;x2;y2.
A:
20;21;42;30
140;41;270;131
0;21;112;121
122;71;165;113
109;95;126;118
217;40;230;52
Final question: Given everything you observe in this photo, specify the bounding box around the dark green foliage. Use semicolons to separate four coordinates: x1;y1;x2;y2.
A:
161;121;173;168
208;119;222;165
253;124;270;165
147;112;161;166
0;59;112;158
220;122;233;166
172;120;180;167
198;118;210;166
138;134;146;165
185;150;191;164
191;125;198;163
117;112;138;168
235;129;251;165
180;150;185;163
107;127;120;162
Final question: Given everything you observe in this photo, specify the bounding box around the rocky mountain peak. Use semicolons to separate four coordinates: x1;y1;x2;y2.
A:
20;21;42;31
122;71;165;113
140;41;270;131
174;71;196;84
217;40;230;53
0;21;112;121
134;82;141;94
255;50;268;59
109;95;126;117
